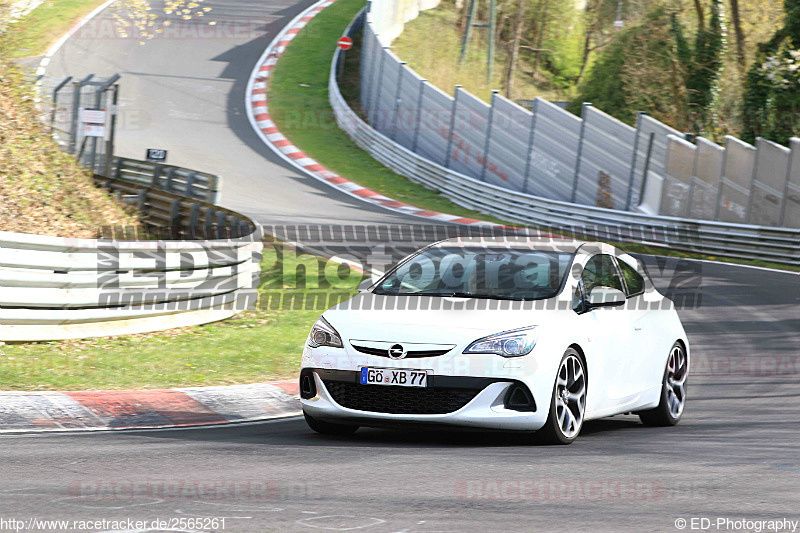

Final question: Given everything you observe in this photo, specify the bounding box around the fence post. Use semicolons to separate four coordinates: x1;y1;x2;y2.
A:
625;111;646;210
638;132;655;210
521;98;539;194
50;76;72;136
104;83;119;178
570;102;591;204
363;32;380;120
69;74;94;155
69;81;81;153
779;138;798;226
745;137;761;223
411;79;427;152
369;46;389;128
391;62;406;141
713;138;729;221
480;90;499;182
444;85;462;169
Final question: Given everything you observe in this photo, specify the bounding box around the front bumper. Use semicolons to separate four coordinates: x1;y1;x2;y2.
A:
300;368;550;431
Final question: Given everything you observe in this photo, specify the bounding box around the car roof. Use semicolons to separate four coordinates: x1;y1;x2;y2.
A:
431;235;593;254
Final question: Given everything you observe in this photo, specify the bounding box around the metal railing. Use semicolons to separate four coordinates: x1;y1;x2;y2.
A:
329;10;800;266
0;172;261;342
109;157;223;205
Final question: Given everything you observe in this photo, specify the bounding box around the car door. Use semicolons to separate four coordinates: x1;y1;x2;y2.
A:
575;253;637;415
614;255;656;397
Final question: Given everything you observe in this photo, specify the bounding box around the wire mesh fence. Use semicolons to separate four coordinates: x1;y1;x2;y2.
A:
47;73;120;177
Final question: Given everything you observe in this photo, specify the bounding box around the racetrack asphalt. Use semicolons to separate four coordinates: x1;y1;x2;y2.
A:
9;0;800;530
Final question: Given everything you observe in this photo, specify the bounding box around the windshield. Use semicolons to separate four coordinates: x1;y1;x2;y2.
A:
372;246;573;300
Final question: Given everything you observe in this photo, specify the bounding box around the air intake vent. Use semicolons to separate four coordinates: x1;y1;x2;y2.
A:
322;380;479;414
351;345;451;358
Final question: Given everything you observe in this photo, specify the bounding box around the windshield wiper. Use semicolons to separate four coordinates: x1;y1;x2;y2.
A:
426;292;525;301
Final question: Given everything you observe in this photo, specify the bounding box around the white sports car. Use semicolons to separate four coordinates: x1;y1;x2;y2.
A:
300;237;689;444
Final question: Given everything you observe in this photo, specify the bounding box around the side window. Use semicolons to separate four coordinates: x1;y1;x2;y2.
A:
618;259;645;296
581;254;624;295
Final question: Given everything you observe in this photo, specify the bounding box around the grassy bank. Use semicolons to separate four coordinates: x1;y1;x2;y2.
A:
5;0;108;58
0;243;360;390
0;41;138;238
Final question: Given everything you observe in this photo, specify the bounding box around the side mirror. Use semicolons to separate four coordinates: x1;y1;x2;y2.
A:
587;287;626;309
357;278;374;293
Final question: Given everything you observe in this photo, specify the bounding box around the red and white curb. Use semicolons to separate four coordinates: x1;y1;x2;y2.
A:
0;380;300;433
244;0;501;228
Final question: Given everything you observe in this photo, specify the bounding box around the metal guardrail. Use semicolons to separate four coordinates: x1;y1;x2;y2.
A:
0;173;261;342
329;12;800;266
110;157;223;205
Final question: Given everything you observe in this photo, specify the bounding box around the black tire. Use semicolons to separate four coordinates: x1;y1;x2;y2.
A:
638;342;688;427
303;412;359;435
535;348;587;445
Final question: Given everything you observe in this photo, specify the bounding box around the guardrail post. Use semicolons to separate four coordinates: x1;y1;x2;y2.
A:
480;90;499;182
205;207;217;239
152;165;163;188
444;85;462;169
114;158;124;180
625;111;646;211
165;168;177;192
570;102;591;204
411;79;427;152
185;172;197;199
170;199;182;228
521;98;539;194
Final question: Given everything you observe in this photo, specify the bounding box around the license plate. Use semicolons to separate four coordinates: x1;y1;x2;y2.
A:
360;367;428;387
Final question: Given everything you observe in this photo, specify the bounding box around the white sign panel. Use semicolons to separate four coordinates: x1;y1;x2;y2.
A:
79;108;106;138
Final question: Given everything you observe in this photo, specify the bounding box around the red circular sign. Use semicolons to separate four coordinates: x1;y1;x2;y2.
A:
337;36;353;50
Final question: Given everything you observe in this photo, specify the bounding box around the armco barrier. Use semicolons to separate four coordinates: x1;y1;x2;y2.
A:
110;157;222;204
329;12;800;266
0;170;261;342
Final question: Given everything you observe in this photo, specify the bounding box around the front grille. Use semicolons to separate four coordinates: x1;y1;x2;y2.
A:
351;345;451;358
322;380;480;414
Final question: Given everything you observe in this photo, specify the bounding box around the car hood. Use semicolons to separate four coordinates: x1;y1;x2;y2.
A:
323;293;560;344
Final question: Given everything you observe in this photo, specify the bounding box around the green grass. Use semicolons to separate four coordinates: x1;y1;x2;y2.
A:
267;0;506;225
0;244;362;390
5;0;108;58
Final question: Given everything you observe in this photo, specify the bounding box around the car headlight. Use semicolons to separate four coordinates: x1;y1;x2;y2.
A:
463;326;538;357
307;316;343;348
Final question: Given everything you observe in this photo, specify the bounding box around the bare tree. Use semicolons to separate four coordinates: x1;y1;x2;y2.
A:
504;0;527;98
729;0;746;70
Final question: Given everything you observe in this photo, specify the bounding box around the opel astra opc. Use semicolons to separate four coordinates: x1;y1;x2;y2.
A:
300;237;689;444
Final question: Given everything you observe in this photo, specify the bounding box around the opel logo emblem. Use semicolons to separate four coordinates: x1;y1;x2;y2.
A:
388;344;407;360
